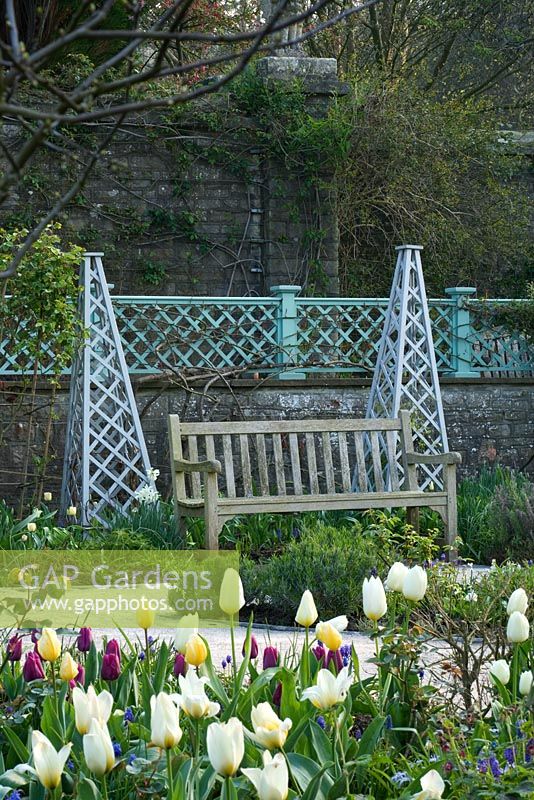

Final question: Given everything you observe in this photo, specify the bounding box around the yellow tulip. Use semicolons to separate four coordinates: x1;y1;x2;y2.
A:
59;652;78;682
38;628;61;662
185;633;208;667
315;615;347;652
219;568;245;616
136;603;156;630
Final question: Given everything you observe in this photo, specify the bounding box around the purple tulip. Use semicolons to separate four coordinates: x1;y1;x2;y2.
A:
242;635;259;660
312;644;326;663
31;629;40;644
23;651;45;681
70;664;85;689
7;635;22;662
173;653;186;678
101;653;121;681
272;682;282;707
263;646;279;669
105;639;121;662
326;649;343;674
77;627;93;653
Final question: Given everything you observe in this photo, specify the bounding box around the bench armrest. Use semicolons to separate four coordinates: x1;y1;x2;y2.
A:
406;452;462;466
174;458;222;474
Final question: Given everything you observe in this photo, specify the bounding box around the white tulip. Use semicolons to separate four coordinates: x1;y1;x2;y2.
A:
174;613;199;654
507;588;528;616
507;611;530;643
251;703;292;750
73;685;114;735
362;576;387;621
150;692;182;749
31;731;72;790
242;751;289;800
295;590;318;628
489;659;510;686
315;615;348;652
219;568;245;616
519;670;533;696
413;768;445;799
402;566;428;602
385;562;409;592
174;670;220;719
83;719;115;776
301;667;352;710
207;718;244;777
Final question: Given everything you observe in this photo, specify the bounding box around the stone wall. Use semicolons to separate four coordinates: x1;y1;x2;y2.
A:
1;377;532;508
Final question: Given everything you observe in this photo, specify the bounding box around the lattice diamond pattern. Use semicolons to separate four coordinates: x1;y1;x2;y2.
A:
61;254;154;526
364;246;449;490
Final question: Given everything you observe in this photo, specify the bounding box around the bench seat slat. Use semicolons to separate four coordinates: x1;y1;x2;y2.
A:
289;433;303;495
338;431;351;492
305;432;319;494
370;431;385;491
354;431;368;492
272;433;286;494
256;434;270;495
239;434;253;497
386;430;400;490
180;418;402;436
222;435;236;498
322;432;335;493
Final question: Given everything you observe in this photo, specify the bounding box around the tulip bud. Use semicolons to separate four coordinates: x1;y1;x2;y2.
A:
219;568;245;616
295;589;318;628
66;506;77;517
207;718;244;776
489;659;510;686
507;588;528;616
385;562;409;592
312;644;326;663
83;719;115;776
31;731;72;790
174;613;199;654
173;653;187;678
105;639;121;661
23;651;45;681
507;611;530;643
37;628;61;662
27;522;37;533
136;604;156;630
315;617;348;652
242;635;259;660
43;492;52;502
363;576;387;621
402;566;428;602
150;692;182;749
250;703;292;750
77;627;93;653
7;635;22;662
185;633;207;667
519;670;533;696
70;664;85;689
263;646;279;669
272;682;282;706
325;648;343;674
101;653;121;681
59;652;79;682
242;751;289;800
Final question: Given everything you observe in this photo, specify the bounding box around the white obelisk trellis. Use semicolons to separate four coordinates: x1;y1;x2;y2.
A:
363;244;449;490
61;253;154;526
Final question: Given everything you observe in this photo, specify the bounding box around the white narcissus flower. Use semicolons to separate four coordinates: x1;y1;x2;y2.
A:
150;692;182;749
489;659;510;686
301;667;352;710
519;670;533;696
362;576;387;621
219;568;245;616
250;703;292;750
402;566;428;602
507;611;530;643
83;719;115;776
315;615;348;652
207;718;244;777
174;613;199;654
507;588;528;616
385;562;409;592
242;751;289;800
412;768;445;799
295;589;318;628
73;685;114;735
31;731;72;790
174;670;220;719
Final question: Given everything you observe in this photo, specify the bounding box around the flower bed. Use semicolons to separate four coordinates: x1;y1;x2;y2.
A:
0;565;532;799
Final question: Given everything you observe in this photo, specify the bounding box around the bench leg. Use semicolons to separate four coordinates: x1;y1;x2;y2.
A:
176;506;187;546
407;506;420;533
204;472;220;550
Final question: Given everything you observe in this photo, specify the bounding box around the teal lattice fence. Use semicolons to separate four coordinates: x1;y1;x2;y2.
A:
0;286;532;379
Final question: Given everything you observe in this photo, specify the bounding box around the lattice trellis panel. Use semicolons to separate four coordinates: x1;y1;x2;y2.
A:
469;301;534;378
60;253;154;526
363;245;449;490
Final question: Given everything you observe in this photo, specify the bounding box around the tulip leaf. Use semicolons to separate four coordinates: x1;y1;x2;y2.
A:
0;768;29;789
28;781;46;800
279;667;305;725
76;777;102;800
1;726;29;764
84;642;99;686
354;715;386;788
199;638;229;708
152;640;170;693
308;720;332;764
287;753;324;793
198;764;217;800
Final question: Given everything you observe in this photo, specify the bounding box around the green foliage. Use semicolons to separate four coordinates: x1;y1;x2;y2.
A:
458;467;534;563
0;224;83;378
471;283;534;344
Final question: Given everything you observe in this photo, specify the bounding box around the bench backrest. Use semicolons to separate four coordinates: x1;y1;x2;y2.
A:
170;415;414;500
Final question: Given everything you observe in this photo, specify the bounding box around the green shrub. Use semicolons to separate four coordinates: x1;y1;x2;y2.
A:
241;521;388;625
458;467;534;563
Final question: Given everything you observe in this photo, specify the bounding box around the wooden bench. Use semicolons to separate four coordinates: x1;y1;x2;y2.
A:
168;410;461;550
